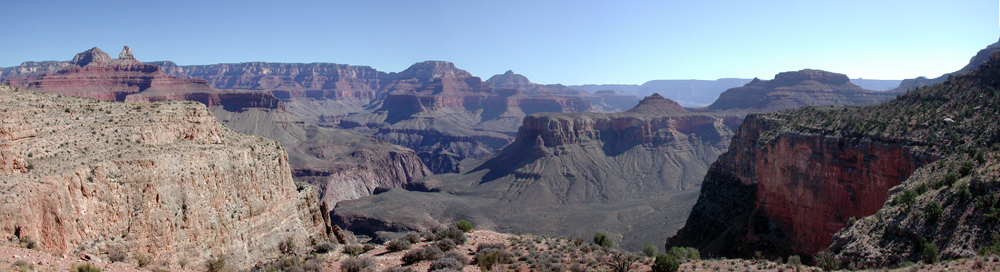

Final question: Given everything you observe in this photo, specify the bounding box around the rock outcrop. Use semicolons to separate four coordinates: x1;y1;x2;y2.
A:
332;94;741;250
146;61;619;173
707;69;895;112
667;114;934;260
671;48;1000;266
2;47;432;211
0;84;329;270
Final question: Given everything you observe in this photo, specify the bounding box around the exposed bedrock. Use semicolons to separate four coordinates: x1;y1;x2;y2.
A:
668;114;934;259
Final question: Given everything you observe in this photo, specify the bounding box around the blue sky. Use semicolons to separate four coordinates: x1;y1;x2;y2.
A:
2;0;997;84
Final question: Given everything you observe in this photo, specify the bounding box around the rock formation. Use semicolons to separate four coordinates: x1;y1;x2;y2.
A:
331;94;742;250
670;47;1000;267
1;47;432;211
144;61;637;173
0;84;329;270
707;69;895;112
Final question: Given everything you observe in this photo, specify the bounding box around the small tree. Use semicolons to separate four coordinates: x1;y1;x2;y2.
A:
922;241;940;264
924;201;943;225
593;232;613;248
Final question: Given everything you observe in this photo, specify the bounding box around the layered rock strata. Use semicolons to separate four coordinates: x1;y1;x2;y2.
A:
332;94;741;249
707;69;895;112
667;114;934;259
0;84;328;270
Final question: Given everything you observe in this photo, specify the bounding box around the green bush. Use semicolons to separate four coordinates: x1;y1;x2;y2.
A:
922;241;939;264
960;161;975;177
593;232;613;248
956;182;972;202
642;243;659;258
434;226;467;244
666;247;700;262
893;189;918;206
924;201;943;225
651;253;679;272
455;220;474;233
979;233;1000;256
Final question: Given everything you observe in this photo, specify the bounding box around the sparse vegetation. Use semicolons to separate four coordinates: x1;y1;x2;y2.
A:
107;246;127;263
206;256;226;272
455;219;474;233
341;256;375;272
343;244;366;256
924;201;943;225
386;239;412;252
922;241;940;264
279;236;296;255
814;251;839;271
651;253;679;272
642;242;659;257
593;232;613;248
314;242;338;254
72;263;102;272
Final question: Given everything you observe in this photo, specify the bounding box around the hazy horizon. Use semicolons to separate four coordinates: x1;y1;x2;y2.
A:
2;0;996;85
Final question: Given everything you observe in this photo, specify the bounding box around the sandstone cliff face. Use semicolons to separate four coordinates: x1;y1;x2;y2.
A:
708;69;895;112
0;84;328;270
668;114;934;259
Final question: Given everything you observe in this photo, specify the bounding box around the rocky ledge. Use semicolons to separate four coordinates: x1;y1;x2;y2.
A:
0;84;330;270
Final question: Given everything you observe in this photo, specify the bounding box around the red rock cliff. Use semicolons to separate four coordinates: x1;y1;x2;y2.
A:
668;114;934;259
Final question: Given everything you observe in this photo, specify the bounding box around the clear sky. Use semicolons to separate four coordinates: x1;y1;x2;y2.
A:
2;0;997;85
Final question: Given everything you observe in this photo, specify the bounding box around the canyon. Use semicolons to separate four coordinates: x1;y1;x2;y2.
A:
0;47;432;212
145;61;640;174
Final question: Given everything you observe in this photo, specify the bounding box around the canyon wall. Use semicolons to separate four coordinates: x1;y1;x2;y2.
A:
0;84;329;270
668;114;934;259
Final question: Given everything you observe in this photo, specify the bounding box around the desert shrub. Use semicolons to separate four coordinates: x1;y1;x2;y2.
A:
607;251;640;272
434;238;457;251
13;260;34;272
956;182;972;202
788;255;802;268
960;161;975;177
815;251;839;271
915;183;929;195
922;241;940;264
666;247;700;262
279;236;296;255
363;243;376;252
301;258;324;272
593;232;613;248
314;242;338;254
475;244;514;271
382;267;417;272
206;256;226;272
107;246;127;263
429;257;465;271
847;216;857;226
442;250;468;264
924;201;943;225
386;239;412;252
434;226;467;244
455;220;474;233
402;246;443;265
343;244;366;256
651;253;679;272
642;243;659;257
18;235;36;250
894;189;918;206
404;232;422;243
72;263;102;272
341;256;375;272
979;233;1000;256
